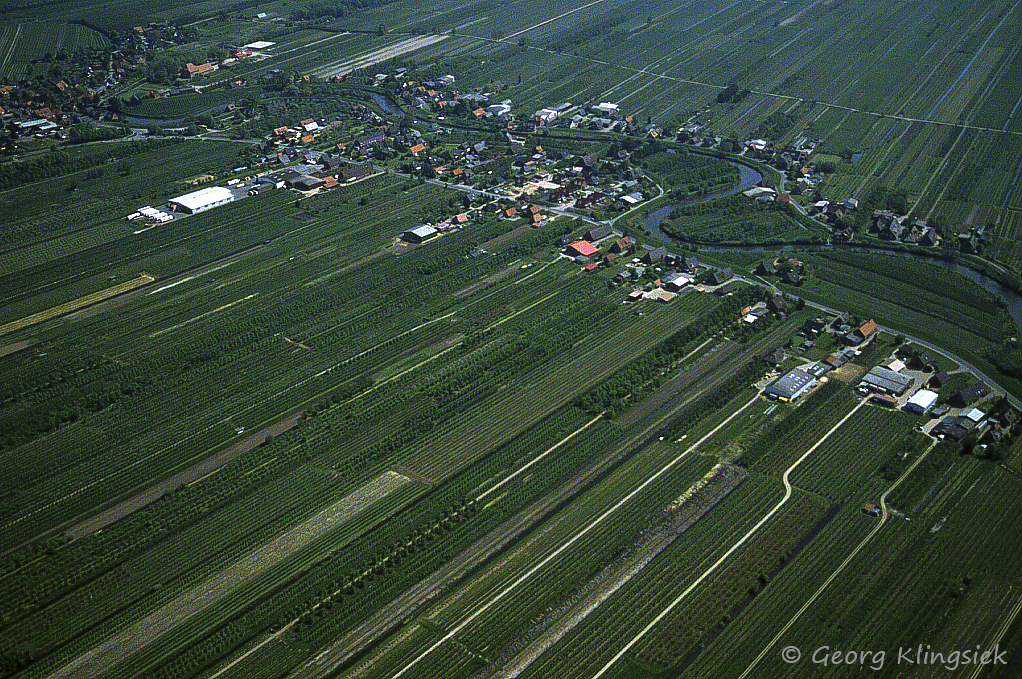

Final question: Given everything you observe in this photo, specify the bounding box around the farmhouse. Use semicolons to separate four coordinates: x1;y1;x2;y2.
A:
764;368;815;401
846;319;878;345
859;366;913;396
763;348;785;367
708;268;733;285
185;62;217;78
952;382;989;407
566;240;599;258
403;225;439;243
168;186;234;214
642;246;670;266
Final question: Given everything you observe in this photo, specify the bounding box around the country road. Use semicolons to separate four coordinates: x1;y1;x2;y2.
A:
735;437;938;678
591;398;868;678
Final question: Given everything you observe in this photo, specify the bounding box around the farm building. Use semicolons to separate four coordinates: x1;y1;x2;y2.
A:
906;389;938;413
951;382;989;407
584;225;612;241
403;225;438;243
846;319;879;345
708;267;733;285
169;186;235;214
764;368;815;401
871;394;898;407
646;288;676;303
763;348;785;367
567;240;599;257
859;366;913;396
664;273;692;291
880;358;906;372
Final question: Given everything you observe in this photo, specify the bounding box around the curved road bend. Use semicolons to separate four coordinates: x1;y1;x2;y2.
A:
591;398;868;678
735;438;939;678
734;274;1022;411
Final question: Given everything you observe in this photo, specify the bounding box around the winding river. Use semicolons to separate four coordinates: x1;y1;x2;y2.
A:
641;160;1022;333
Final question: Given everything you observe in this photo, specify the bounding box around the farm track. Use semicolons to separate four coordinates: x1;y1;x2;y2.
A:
592;398;869;678
734;438;938;678
483;466;749;679
43;472;413;679
289;316;789;679
64;410;305;541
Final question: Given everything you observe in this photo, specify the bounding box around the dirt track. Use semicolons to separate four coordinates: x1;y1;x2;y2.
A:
65;412;304;540
312;35;449;79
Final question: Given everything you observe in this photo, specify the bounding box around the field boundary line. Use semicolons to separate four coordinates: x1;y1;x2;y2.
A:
592;398;868;678
476;412;605;502
735;438;938;678
390;393;763;678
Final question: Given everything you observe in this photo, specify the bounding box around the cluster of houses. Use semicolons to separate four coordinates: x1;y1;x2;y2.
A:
764;311;1017;449
560;226;742;303
757;256;807;286
871;209;941;246
271;117;323;146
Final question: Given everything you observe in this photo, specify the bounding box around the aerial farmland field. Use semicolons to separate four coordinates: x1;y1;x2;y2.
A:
1;0;1022;676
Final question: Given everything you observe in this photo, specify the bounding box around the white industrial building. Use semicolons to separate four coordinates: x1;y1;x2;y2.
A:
169;186;235;214
906;389;938;413
764;368;816;402
403;225;439;243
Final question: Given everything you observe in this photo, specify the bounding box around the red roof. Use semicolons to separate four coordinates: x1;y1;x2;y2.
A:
410;143;426;154
584;263;598;271
859;319;878;337
567;240;598;257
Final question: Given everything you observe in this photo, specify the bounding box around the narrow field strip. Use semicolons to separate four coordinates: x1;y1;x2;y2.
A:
43;472;411;679
0;274;154;336
591;399;868;678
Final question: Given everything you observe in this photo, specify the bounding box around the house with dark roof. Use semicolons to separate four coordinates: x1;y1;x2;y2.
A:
715;282;737;296
642;246;670;265
909;350;937;371
758;258;778;275
951;382;990;407
584;225;612;241
928;371;951;389
763;348;785;367
708;267;733;285
767;295;786;312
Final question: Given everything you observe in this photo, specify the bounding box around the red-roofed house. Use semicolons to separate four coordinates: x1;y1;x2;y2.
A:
610;237;634;254
583;262;598;272
185;62;217;78
410;143;426;155
567;240;598;257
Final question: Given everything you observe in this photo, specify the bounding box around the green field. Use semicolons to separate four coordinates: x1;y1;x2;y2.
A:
1;0;1022;677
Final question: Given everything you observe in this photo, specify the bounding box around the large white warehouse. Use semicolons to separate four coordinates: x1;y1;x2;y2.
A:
169;186;235;214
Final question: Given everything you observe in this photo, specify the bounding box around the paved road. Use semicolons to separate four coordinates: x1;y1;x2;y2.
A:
733;273;1022;410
